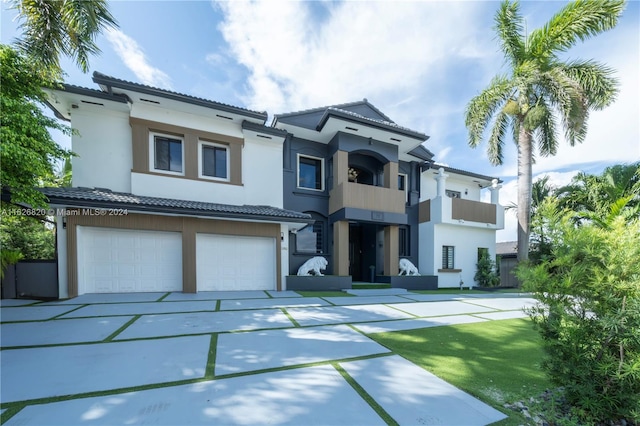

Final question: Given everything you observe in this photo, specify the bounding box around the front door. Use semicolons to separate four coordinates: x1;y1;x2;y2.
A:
349;223;379;282
349;223;363;281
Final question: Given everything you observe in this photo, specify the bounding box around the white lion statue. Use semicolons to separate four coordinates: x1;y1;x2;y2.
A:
399;258;420;276
297;256;328;276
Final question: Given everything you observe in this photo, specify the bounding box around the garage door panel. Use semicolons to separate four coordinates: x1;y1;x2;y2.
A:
78;227;182;294
196;234;275;291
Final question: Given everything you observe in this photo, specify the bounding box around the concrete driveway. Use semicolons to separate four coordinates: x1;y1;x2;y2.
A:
0;289;534;425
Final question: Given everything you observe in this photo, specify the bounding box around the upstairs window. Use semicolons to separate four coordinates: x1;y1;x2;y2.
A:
152;133;183;174
442;245;455;269
298;154;324;191
446;190;461;199
199;141;229;181
398;173;408;202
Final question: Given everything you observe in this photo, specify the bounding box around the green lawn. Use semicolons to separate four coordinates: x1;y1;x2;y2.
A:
369;318;550;425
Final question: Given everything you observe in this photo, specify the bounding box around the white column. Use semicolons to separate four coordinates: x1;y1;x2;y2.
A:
489;178;502;204
435;167;448;197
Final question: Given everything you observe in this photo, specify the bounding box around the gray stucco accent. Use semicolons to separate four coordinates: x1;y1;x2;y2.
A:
329;208;408;226
317;108;428;141
328;132;398;163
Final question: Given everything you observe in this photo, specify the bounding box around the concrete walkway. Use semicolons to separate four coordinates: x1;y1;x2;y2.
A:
0;290;534;425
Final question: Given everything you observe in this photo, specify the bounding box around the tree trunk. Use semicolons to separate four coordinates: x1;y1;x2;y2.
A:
517;123;533;262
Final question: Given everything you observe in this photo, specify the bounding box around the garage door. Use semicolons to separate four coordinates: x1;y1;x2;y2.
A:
77;227;182;294
196;234;276;291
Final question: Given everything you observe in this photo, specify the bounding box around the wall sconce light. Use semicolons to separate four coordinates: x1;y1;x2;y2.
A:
464;188;468;195
281;232;284;241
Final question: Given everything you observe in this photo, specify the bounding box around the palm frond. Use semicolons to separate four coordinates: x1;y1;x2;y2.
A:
535;99;558;157
494;0;525;67
538;67;589;146
487;110;509;165
528;0;625;59
561;59;619;109
465;75;514;150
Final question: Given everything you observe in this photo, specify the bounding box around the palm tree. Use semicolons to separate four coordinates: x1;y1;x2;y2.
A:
465;0;625;261
556;162;639;223
11;0;118;73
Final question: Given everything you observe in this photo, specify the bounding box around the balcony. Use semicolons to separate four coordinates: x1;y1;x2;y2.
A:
329;182;406;215
419;197;503;229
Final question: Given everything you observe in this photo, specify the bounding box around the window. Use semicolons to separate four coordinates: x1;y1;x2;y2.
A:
199;141;229;180
478;247;489;261
151;133;183;174
296;221;324;253
298;155;324;191
398;174;408;202
446;190;461;199
399;226;410;257
442;246;455;269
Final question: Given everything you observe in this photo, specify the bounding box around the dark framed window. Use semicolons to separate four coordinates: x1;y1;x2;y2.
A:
298;155;323;190
296;221;324;253
477;247;489;261
442;246;455;269
154;135;183;173
398;174;406;191
200;142;228;180
399;226;410;257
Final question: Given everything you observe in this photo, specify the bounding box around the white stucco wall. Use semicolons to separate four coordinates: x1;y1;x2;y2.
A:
71;107;132;192
130;103;244;138
420;169;484;202
419;222;497;288
130;134;284;207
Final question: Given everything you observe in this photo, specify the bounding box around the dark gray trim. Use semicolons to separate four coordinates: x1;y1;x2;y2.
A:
274;99;393;123
61;84;131;104
329;208;408;225
41;187;313;224
407;145;434;161
92;71;268;121
316;108;428;141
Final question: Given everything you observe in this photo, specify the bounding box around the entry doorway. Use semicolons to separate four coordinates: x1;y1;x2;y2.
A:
349;223;381;282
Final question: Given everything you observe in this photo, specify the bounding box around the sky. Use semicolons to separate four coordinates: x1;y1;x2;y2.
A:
2;0;639;242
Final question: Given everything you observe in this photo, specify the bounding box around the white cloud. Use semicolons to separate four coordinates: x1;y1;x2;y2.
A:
105;28;173;89
215;1;494;117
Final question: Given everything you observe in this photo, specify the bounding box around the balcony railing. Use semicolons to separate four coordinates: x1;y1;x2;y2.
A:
452;198;497;224
419;197;498;225
329;182;406;214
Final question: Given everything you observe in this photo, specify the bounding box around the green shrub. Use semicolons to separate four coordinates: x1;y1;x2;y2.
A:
474;252;500;287
517;208;640;423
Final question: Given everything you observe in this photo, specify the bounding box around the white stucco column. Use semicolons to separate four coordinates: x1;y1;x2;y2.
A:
435;167;448;197
489;178;502;204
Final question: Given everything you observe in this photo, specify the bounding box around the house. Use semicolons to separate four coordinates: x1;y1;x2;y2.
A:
44;72;312;298
274;101;504;289
44;72;503;297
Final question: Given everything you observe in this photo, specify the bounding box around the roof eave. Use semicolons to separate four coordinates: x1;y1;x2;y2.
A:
316;110;428;141
92;71;268;122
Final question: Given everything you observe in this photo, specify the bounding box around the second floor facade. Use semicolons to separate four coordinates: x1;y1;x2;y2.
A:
46;74;503;233
46;72;287;209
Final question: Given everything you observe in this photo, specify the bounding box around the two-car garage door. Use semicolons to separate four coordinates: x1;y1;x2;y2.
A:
77;227;276;294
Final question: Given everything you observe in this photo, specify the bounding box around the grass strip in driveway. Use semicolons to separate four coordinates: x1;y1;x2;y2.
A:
333;363;398;426
103;315;140;341
369;318;550;426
